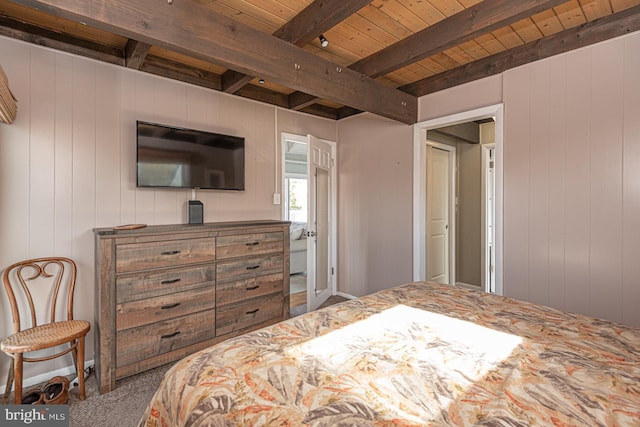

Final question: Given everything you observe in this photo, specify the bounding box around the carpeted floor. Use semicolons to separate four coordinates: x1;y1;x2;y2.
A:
68;363;173;426
4;294;350;426
1;362;173;427
291;295;349;317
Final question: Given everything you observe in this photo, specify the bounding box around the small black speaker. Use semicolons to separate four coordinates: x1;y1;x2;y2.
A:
188;200;203;224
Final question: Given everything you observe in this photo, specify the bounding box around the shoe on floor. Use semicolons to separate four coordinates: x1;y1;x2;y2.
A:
22;387;44;404
42;376;69;405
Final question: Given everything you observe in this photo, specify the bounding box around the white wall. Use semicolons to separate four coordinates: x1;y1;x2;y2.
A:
0;35;335;385
336;113;414;296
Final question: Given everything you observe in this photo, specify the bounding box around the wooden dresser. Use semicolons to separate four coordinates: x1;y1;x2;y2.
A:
93;220;290;394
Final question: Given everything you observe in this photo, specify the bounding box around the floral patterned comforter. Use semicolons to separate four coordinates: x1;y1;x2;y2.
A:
139;282;640;426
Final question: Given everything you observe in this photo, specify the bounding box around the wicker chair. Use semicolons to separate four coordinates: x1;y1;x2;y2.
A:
1;257;90;404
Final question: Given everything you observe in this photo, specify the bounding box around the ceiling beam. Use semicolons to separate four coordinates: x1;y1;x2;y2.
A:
298;104;338;120
221;70;254;93
0;13;343;121
289;0;567;111
400;4;640;97
349;0;569;78
141;55;222;91
289;91;319;111
124;39;151;69
14;0;416;124
273;0;372;46
234;84;290;109
0;15;123;65
224;0;372;95
142;56;324;114
336;106;362;120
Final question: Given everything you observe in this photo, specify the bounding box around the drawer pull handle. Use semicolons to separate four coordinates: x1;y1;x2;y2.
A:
245;242;260;246
161;250;181;256
246;308;259;315
161;331;180;339
161;303;181;310
246;265;260;270
161;278;181;285
246;285;260;291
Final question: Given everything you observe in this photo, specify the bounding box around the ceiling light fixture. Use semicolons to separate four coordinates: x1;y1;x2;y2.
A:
258;78;265;84
319;34;329;48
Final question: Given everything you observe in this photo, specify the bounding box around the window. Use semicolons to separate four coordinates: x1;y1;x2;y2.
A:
286;177;307;222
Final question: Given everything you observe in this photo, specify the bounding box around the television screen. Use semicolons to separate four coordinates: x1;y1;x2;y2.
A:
136;121;245;190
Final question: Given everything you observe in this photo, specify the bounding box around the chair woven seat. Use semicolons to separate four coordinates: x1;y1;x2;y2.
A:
1;320;90;353
1;257;90;404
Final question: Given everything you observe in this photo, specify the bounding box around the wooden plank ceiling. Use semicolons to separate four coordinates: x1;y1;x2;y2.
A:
1;0;639;124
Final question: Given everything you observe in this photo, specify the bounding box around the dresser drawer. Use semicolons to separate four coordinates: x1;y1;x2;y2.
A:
116;237;216;273
116;265;216;303
216;232;283;259
216;273;283;306
217;254;283;283
216;293;283;336
116;310;215;368
116;286;216;331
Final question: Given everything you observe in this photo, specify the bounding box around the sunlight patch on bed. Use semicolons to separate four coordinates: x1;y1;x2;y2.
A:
285;305;522;419
287;305;522;374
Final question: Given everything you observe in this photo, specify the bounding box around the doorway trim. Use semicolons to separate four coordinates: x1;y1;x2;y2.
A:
413;104;504;295
481;143;496;293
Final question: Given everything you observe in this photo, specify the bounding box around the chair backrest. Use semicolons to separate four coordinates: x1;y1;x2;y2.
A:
3;257;78;334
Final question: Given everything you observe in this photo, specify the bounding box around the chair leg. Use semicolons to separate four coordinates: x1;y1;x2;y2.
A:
13;353;23;405
71;343;79;379
3;360;14;401
76;336;86;400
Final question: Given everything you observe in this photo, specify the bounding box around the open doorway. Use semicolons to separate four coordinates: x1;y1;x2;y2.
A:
425;120;496;292
413;104;503;295
282;134;308;314
282;133;337;315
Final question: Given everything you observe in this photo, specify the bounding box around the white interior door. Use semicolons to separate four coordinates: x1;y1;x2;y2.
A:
307;135;335;311
426;145;451;284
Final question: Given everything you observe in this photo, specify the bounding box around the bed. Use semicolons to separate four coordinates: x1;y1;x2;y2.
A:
139;281;640;426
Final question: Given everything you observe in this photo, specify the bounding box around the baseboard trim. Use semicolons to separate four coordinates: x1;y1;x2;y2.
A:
0;359;94;394
336;291;357;300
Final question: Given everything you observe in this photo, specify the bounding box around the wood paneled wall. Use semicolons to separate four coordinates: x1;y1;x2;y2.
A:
503;31;640;326
0;36;335;385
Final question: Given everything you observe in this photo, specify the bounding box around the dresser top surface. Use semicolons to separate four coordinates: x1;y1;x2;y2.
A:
94;220;291;237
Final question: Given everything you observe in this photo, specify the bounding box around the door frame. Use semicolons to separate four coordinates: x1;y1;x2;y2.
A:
425;141;456;285
481;143;496;293
413;104;504;295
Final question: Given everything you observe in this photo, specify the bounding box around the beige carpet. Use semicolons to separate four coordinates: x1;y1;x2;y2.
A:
1;363;173;427
290;295;349;317
68;364;173;426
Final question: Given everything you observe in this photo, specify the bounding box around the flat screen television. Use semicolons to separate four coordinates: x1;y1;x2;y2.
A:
136;121;245;190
